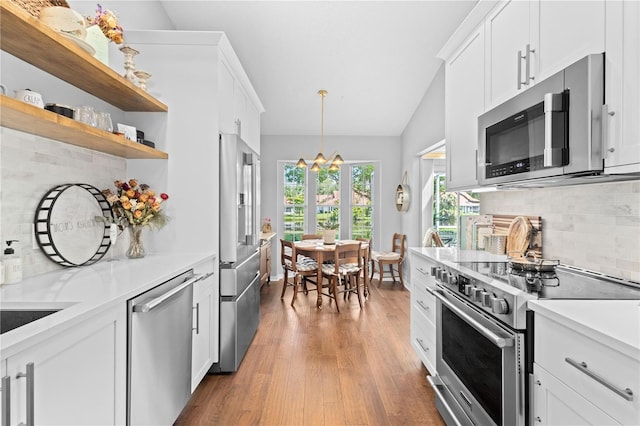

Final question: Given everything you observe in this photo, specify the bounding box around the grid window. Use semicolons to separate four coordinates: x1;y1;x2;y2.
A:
283;164;306;241
350;164;374;239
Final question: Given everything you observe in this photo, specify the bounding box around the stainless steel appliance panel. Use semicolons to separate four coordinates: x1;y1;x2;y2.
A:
220;249;260;297
432;286;525;426
220;134;260;265
478;54;604;186
217;272;260;372
127;271;198;426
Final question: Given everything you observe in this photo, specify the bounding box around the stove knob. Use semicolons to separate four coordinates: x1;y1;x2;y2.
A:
448;274;458;286
464;284;473;296
492;297;509;315
471;287;482;301
481;291;492;307
435;269;443;281
430;266;438;277
441;271;450;283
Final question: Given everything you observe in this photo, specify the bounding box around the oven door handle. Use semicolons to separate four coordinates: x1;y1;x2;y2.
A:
428;287;514;348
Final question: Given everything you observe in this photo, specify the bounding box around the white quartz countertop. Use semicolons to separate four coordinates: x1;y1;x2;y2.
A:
528;299;640;360
409;247;508;263
0;252;216;357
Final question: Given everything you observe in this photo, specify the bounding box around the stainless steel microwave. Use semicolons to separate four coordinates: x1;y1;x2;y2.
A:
478;54;604;187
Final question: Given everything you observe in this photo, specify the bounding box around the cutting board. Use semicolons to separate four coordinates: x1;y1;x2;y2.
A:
506;216;532;256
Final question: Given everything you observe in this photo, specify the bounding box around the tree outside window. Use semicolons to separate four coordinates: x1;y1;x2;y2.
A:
283;164;305;241
351;164;374;239
316;168;340;232
433;173;479;246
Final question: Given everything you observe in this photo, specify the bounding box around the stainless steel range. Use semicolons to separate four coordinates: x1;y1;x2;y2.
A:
426;258;640;426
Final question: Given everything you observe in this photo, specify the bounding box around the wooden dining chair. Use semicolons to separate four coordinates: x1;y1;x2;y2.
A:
370;233;406;287
355;237;372;298
280;239;318;306
321;241;363;312
301;234;322;240
422;228;444;247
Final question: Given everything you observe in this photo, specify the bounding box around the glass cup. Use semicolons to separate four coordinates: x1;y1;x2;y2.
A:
95;112;113;132
75;106;96;127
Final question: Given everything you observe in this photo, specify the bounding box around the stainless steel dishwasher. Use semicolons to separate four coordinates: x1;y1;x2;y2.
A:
127;270;202;426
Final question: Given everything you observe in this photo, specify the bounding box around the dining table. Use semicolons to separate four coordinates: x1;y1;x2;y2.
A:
293;239;370;308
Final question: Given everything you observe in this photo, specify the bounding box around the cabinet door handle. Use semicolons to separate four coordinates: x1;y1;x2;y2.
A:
525;44;535;85
193;302;200;334
517;49;524;90
15;362;34;426
1;376;10;426
565;357;634;401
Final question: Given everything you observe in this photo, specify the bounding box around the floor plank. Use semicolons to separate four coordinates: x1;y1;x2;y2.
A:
174;279;445;425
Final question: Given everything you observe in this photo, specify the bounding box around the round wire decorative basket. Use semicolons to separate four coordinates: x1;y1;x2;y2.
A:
9;0;69;18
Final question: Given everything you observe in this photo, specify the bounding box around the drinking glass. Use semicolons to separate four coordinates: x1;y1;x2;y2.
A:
76;106;96;127
95;112;113;132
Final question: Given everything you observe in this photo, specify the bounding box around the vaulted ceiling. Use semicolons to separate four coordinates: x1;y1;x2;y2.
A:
157;1;476;137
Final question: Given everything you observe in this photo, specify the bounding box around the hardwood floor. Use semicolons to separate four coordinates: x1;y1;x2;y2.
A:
175;279;445;425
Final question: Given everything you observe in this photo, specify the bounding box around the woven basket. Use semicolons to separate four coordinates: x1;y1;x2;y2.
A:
9;0;70;18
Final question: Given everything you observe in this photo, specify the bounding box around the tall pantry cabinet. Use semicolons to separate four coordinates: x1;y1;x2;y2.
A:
123;30;264;384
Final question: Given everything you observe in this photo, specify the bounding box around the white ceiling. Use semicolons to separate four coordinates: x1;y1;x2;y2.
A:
158;1;477;137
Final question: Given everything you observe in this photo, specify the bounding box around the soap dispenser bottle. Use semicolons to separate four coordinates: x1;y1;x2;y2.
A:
4;240;22;284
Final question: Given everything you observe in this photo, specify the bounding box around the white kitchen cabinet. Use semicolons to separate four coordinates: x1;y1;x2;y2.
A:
191;259;217;392
604;0;640;174
2;305;126;426
219;55;263;151
484;0;531;107
531;312;639;425
409;250;438;375
444;25;485;191
530;364;620;425
484;0;604;109
219;60;237;135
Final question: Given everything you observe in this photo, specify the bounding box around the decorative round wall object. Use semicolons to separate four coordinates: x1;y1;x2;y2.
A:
34;183;114;267
396;171;410;212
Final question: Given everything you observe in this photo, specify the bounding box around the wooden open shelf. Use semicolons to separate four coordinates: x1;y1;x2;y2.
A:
1;95;168;159
0;1;168;112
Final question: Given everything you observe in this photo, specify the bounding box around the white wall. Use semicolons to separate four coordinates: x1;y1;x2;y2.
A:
400;66;446;249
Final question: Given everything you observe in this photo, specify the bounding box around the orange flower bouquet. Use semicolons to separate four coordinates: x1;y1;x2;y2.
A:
102;179;169;230
101;179;169;258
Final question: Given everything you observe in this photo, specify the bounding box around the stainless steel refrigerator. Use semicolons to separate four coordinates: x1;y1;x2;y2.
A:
210;133;261;373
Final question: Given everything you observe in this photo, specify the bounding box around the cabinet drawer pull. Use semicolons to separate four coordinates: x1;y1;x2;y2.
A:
416;300;430;311
1;376;10;426
416;267;429;275
416;338;430;353
565;357;634;401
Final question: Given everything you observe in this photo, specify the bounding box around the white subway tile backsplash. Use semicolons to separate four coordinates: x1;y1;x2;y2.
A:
481;180;640;282
1;128;126;278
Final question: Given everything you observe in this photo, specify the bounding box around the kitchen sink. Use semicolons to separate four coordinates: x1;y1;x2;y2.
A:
0;302;76;334
0;309;61;334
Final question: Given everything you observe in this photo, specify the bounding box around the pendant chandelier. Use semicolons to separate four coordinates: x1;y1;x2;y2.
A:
296;89;344;171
